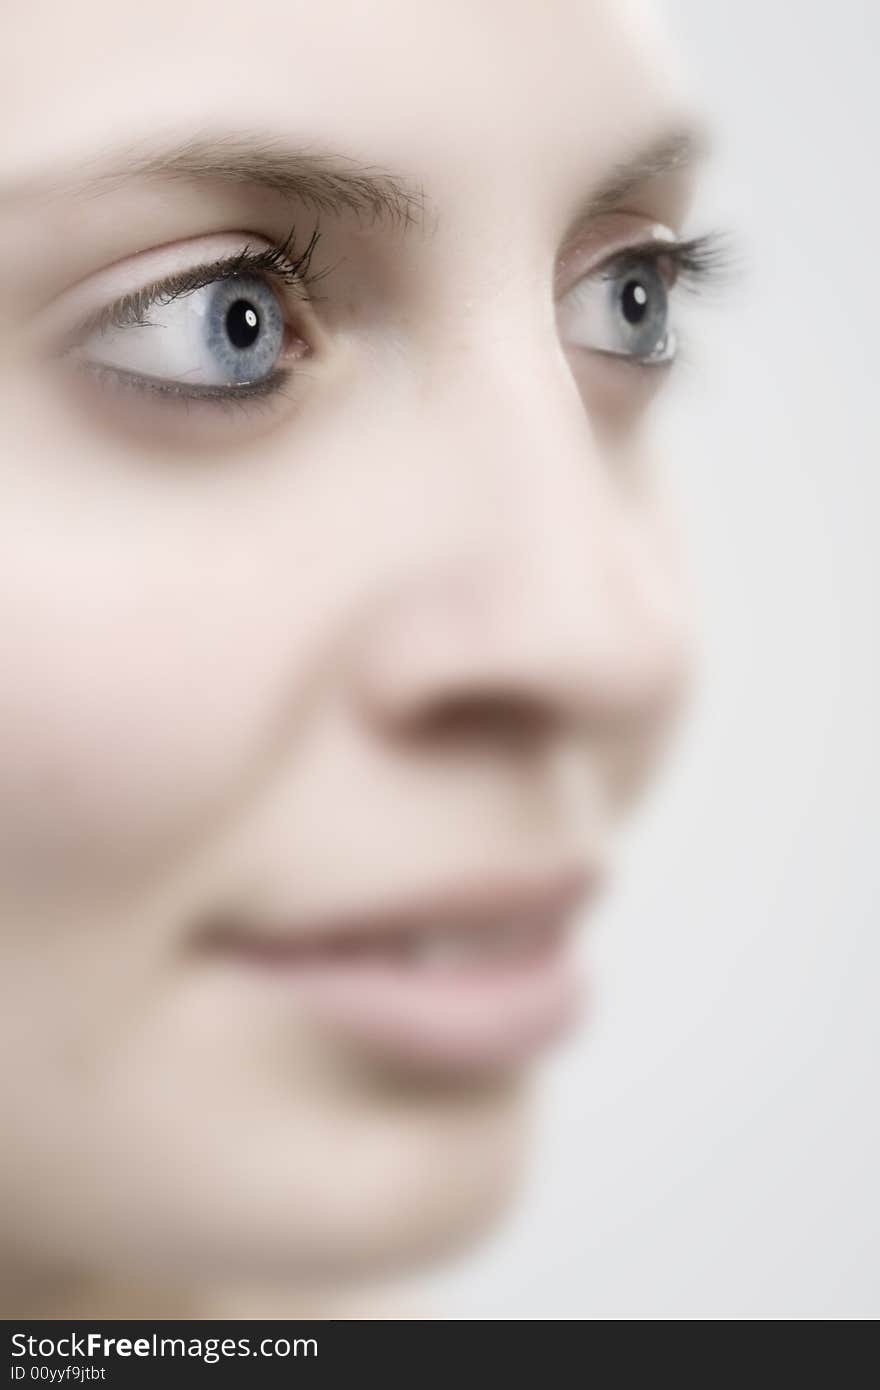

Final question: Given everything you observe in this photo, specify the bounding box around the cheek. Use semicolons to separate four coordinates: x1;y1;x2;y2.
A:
0;584;290;899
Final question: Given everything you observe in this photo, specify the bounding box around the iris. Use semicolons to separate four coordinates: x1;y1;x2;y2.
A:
202;275;285;384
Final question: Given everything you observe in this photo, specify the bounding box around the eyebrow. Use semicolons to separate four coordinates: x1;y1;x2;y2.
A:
577;127;708;221
6;125;705;234
44;133;429;231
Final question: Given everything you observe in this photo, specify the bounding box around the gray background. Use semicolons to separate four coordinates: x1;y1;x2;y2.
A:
434;0;879;1318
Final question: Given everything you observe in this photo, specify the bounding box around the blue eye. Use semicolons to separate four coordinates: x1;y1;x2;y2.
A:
612;262;671;360
77;272;289;391
201;276;286;384
558;254;675;364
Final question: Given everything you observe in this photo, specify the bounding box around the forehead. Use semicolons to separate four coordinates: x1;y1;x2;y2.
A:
4;0;689;208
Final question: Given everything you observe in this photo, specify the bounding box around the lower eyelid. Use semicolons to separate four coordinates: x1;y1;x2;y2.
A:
67;310;312;404
571;346;677;373
79;361;295;403
61;358;303;446
54;355;317;454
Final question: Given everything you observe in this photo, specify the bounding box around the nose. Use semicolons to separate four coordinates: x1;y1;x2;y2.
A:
349;363;692;749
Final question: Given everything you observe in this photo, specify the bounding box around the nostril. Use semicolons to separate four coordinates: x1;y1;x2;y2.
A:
394;690;560;750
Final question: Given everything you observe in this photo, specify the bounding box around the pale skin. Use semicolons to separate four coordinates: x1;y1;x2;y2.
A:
0;0;707;1317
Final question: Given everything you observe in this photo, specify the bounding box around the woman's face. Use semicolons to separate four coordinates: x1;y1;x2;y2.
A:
1;0;701;1287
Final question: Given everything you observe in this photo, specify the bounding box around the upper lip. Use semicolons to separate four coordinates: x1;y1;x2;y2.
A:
199;860;601;950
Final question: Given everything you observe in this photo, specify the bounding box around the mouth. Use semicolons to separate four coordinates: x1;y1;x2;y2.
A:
196;865;599;1074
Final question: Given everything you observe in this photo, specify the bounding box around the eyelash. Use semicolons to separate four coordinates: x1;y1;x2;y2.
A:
600;229;731;296
72;224;730;411
79;221;327;341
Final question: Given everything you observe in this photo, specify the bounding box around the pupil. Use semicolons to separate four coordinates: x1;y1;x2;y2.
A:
226;299;261;350
621;279;649;325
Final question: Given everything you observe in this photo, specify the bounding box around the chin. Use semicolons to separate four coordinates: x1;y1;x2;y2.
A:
159;1069;532;1283
5;1061;532;1297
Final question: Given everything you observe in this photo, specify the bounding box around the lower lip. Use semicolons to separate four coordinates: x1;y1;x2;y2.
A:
218;929;582;1073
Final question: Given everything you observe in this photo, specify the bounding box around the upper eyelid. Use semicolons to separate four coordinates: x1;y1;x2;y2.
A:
76;249;314;341
588;239;693;287
93;229;721;331
45;221;730;355
38;227;325;348
559;229;732;296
